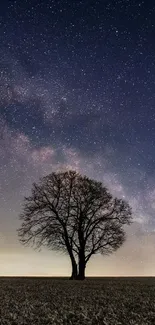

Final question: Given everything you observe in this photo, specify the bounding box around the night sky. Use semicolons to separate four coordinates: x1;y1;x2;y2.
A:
0;0;155;276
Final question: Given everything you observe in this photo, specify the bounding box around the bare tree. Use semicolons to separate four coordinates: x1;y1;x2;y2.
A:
18;170;132;280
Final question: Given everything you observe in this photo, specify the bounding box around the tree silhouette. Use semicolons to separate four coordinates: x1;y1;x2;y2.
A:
18;170;132;280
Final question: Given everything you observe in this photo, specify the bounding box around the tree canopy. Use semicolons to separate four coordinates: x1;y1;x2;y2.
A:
18;170;132;279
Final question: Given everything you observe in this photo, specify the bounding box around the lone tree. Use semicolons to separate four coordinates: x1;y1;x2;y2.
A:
18;170;132;280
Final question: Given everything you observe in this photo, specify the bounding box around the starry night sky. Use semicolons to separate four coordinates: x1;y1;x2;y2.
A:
0;0;155;276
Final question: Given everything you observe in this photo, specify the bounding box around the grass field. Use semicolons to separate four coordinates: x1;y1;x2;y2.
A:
0;277;155;324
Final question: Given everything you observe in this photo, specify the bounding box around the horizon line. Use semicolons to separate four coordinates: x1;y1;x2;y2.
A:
0;275;154;278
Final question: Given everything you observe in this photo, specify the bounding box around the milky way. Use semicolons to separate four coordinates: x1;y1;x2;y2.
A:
0;0;155;275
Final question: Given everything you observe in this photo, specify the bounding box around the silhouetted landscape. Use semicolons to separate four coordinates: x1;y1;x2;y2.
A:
0;0;155;323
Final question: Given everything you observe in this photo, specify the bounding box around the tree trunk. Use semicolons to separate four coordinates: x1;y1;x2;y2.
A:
64;231;78;280
78;260;85;280
77;249;86;280
69;260;78;280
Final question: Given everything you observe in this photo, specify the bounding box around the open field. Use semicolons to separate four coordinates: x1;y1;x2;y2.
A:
0;277;155;324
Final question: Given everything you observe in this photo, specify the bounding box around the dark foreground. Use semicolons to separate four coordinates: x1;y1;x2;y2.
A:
0;277;155;324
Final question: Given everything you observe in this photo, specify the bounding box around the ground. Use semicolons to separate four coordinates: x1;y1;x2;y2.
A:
0;277;154;324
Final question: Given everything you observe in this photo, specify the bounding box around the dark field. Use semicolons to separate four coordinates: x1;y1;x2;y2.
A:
0;277;155;324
